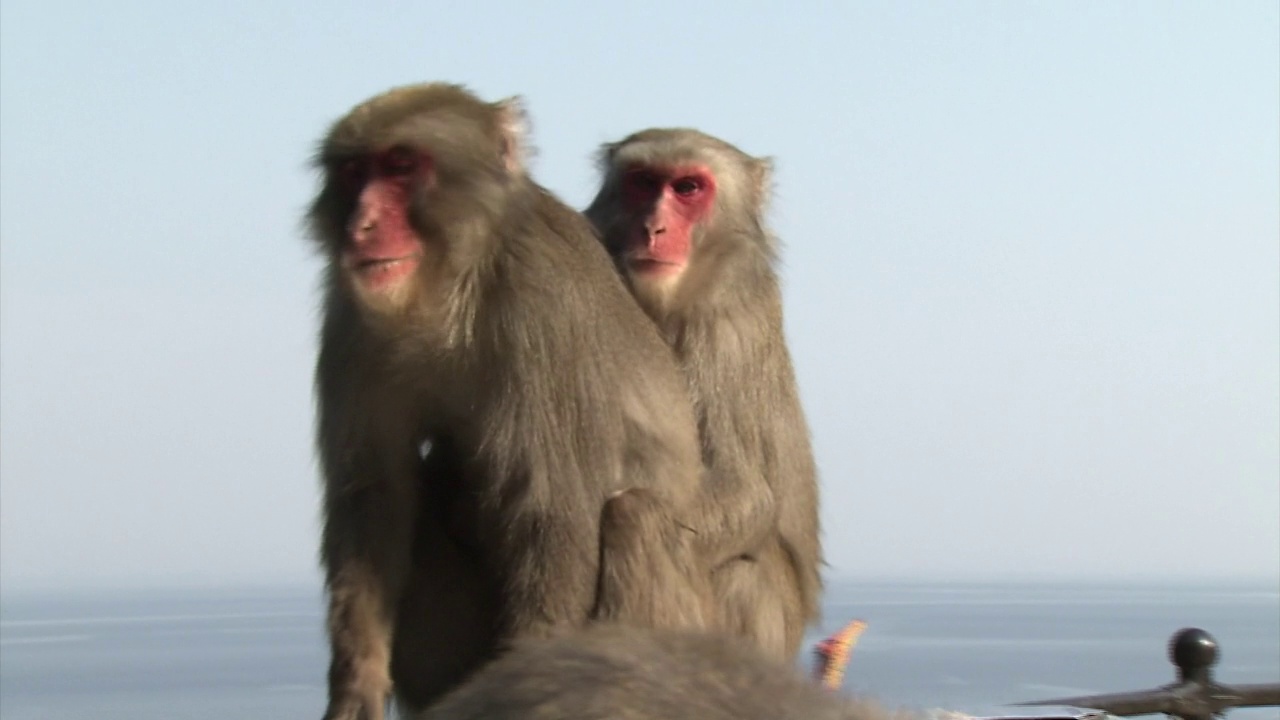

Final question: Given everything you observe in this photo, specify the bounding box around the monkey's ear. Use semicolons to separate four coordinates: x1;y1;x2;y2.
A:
594;141;620;175
752;157;775;216
495;96;530;175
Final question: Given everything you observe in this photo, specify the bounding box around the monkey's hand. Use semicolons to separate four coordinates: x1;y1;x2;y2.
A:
320;569;395;720
594;487;717;630
322;697;383;720
690;467;778;569
322;671;390;720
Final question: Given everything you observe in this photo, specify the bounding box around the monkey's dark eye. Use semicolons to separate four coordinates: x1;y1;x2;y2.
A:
671;177;703;197
378;146;419;177
336;159;367;188
623;170;661;195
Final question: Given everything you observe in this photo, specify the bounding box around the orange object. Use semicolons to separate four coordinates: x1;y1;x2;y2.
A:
812;619;867;690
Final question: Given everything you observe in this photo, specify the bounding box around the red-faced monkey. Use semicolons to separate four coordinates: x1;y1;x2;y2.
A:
585;128;824;660
305;86;712;720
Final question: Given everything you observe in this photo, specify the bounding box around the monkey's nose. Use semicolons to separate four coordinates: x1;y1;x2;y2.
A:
350;216;378;241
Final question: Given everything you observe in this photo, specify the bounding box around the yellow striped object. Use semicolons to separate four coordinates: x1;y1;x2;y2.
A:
813;619;867;690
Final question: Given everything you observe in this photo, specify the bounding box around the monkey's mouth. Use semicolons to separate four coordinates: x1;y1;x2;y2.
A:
626;257;685;278
348;254;422;291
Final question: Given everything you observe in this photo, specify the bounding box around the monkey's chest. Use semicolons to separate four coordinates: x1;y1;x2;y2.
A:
417;441;486;554
440;484;488;557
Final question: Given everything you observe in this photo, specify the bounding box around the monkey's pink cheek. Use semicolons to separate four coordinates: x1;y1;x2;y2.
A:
352;256;421;292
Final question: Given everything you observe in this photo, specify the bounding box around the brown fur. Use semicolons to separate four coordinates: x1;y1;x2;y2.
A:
585;128;824;660
417;625;918;720
594;488;717;630
305;86;712;719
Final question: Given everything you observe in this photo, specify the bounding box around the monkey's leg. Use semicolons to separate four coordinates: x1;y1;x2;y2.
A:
389;441;501;713
391;525;499;713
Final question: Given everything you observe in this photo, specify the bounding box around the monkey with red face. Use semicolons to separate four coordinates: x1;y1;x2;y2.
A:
585;128;823;661
305;87;714;720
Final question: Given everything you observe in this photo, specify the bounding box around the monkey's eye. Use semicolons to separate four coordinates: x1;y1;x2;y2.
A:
377;146;419;177
623;170;661;195
336;159;368;188
671;177;704;197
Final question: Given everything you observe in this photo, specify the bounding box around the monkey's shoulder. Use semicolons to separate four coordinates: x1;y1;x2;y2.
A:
491;184;669;333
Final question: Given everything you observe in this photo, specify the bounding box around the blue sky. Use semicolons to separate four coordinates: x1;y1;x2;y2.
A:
1;1;1276;592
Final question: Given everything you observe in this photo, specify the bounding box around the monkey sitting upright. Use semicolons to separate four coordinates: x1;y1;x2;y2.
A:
585;128;824;661
304;84;715;720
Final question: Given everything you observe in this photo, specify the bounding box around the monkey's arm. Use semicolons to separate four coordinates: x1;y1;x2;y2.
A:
317;406;421;720
768;389;824;619
595;487;716;630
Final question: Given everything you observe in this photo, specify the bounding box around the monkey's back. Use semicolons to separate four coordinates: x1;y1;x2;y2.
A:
429;183;706;629
464;184;703;504
419;625;894;720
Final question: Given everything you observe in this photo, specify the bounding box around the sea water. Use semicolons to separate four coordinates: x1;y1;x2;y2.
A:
2;580;1277;719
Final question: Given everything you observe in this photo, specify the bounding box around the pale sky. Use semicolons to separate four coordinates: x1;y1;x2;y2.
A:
1;0;1277;593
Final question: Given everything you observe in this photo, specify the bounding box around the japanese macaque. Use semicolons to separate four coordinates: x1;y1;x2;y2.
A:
585;128;824;660
417;625;914;720
305;85;713;719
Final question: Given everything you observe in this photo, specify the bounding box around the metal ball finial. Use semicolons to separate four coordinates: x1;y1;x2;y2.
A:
1019;626;1278;719
1169;627;1218;682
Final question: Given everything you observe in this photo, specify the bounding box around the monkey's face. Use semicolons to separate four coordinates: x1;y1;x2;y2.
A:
612;164;716;294
309;83;525;317
330;145;432;305
307;140;444;315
